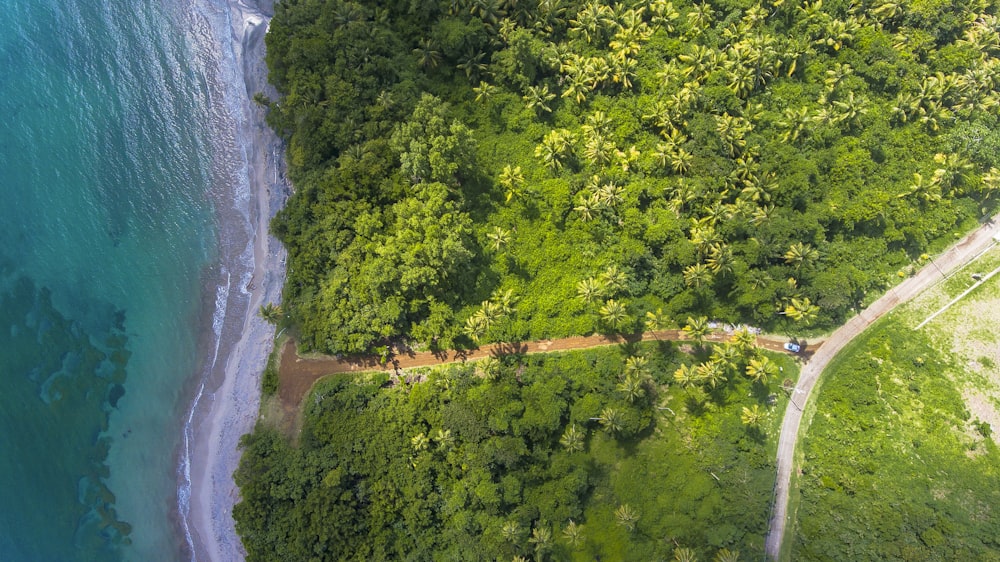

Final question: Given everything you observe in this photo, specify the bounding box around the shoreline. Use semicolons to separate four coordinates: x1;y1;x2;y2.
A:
183;1;287;561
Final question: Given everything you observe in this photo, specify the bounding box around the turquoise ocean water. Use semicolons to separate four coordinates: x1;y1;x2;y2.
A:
0;0;252;559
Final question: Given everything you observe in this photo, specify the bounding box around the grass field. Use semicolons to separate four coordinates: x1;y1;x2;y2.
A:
791;247;1000;560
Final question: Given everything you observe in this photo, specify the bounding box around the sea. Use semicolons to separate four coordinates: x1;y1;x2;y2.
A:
0;0;259;560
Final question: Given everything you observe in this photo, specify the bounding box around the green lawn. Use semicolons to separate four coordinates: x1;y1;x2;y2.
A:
791;261;1000;560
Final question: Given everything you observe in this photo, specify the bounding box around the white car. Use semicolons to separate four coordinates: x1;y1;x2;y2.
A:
783;342;801;353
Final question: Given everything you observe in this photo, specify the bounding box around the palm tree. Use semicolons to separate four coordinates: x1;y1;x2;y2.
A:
745;356;778;384
624;355;649;377
596;181;624;207
469;0;503;27
715;112;750;157
649;0;681;32
682;315;711;345
465;312;488;342
683;263;713;289
674;363;697;389
600;264;628;294
411;432;430;451
577;277;606;304
674;547;699;562
686;3;715;34
535;129;573;171
499;164;526;203
473;81;498;103
784;297;819;324
433;428;454;449
583;135;615;168
528;525;553;560
741;404;764;426
560;424;586;452
933;152;973;194
600;299;630;331
706;244;734;277
731;326;758;357
501;520;522;543
523;84;557;114
618;374;646;403
713;548;740;562
614;504;639;532
689;219;721;253
457;50;488;82
645;308;667;335
898;171;943;203
478;356;503;380
258;302;283;324
670;147;694;175
487;226;511;252
784;242;819;270
778;106;812;143
711;344;741;374
597;407;623;433
608;51;639;88
412;39;442;69
696;360;727;389
574;192;601;221
562;520;584;548
831;90;867;128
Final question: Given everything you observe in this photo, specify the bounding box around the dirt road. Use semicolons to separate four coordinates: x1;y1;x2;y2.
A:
763;218;1000;560
278;329;815;412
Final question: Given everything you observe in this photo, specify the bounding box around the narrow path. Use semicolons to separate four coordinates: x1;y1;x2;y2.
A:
277;329;817;413
764;218;1000;560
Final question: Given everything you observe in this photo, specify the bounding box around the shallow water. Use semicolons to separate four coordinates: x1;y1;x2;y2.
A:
0;0;251;559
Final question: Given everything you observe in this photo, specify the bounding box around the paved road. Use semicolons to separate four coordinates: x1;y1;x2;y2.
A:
763;217;1000;560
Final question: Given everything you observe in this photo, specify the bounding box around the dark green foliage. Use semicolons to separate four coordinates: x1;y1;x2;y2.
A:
261;348;279;397
235;344;788;560
266;0;1000;354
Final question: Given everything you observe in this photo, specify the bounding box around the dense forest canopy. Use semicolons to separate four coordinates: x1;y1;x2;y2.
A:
236;343;794;560
265;0;1000;355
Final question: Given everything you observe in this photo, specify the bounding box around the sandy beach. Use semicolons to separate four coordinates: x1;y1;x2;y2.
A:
185;0;287;560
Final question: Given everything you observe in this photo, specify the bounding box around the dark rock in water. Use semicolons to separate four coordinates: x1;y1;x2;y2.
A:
108;384;125;408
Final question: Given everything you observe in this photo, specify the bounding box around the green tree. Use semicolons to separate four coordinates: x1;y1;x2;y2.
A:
499;164;527;203
674;547;699;562
600;299;629;331
560;424;586;452
577;277;606;304
741;404;764;426
258;302;283;324
502;520;523;544
745;356;778;384
615;504;639;532
488;226;512;252
390;94;477;185
597;407;623;433
562;520;584;548
528;525;552;561
784;297;820;324
617;374;646;403
682;316;711;345
714;548;741;562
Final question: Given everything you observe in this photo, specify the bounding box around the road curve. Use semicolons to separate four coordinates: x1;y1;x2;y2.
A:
764;216;1000;560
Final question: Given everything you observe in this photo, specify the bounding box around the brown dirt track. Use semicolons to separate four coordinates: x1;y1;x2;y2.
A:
277;329;816;413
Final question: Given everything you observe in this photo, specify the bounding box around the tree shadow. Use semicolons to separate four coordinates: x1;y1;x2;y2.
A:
684;394;707;417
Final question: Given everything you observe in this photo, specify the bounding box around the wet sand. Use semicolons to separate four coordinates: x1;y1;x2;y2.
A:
185;1;287;560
